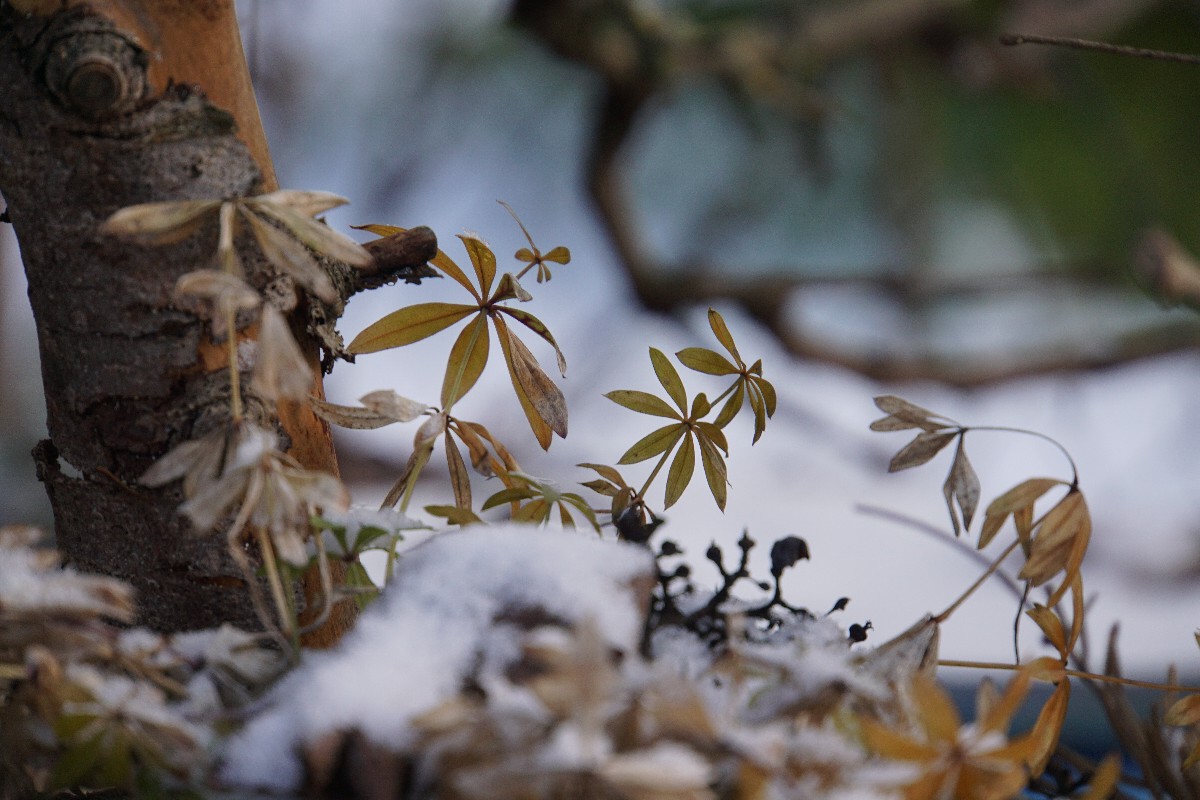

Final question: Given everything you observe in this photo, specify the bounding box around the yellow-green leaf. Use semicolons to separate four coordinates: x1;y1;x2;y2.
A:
605;390;682;419
695;421;729;454
618;424;685;465
707;308;742;365
442;314;490;409
482;487;537;511
459;233;496;298
353;223;405;237
751;374;777;417
664;434;696;509
543;245;571;264
714;381;744;429
430;247;482;301
676;347;737;376
650;347;687;413
349;302;475;354
698;435;728;511
424;505;483;526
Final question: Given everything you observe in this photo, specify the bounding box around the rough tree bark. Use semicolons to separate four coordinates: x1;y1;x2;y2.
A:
0;0;429;644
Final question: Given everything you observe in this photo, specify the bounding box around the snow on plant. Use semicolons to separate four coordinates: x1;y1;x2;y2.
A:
5;193;1200;800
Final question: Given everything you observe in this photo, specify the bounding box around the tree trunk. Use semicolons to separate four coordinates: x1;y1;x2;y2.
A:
0;0;355;644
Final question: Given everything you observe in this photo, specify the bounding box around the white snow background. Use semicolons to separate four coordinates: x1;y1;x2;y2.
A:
234;0;1200;680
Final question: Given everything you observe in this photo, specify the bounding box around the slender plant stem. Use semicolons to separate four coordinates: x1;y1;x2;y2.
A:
637;444;676;500
255;527;294;642
965;425;1079;486
934;539;1021;623
1000;33;1200;66
226;305;243;422
938;659;1200;694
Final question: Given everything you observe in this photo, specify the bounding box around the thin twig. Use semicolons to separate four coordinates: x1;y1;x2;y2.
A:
1000;33;1200;66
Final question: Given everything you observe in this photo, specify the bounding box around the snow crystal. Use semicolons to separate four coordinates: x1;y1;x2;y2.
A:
219;523;654;790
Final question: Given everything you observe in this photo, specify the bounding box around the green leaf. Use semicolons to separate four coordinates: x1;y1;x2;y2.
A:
707;308;742;365
513;498;551;524
560;493;600;531
676;347;738;375
497;306;567;376
617;424;685;465
50;730;106;789
695;421;729;454
349;302;475;354
752;374;777;417
714;380;745;429
424;505;483;526
459;233;497;298
698;435;729;511
482;487;538;511
664;433;696;509
578;462;627;486
441;313;490;409
650;347;687;413
690;392;711;419
605;389;681;419
581;478;619;497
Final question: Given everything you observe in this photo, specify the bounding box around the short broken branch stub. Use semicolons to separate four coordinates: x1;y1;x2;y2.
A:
39;12;147;118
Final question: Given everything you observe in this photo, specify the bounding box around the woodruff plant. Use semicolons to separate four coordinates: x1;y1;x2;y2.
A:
3;191;1200;799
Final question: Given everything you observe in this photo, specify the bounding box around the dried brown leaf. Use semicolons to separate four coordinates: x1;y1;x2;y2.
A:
942;438;980;536
888;430;957;472
101;198;220;244
977;478;1064;550
308;397;404;429
358;390;430;423
241;208;337;304
445;434;472;511
497;306;567;376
